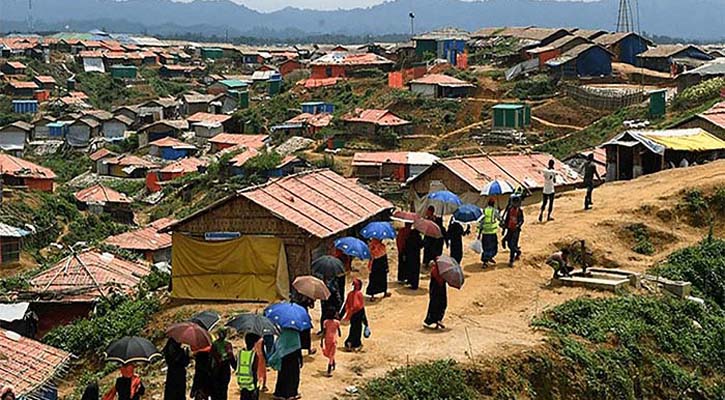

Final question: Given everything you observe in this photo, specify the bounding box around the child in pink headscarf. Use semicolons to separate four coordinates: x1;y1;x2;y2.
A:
321;314;341;376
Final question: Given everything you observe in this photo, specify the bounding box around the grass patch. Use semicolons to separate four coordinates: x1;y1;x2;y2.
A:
626;223;655;255
361;360;479;400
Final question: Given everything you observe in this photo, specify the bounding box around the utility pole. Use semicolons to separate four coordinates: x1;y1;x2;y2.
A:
27;0;34;33
409;12;415;37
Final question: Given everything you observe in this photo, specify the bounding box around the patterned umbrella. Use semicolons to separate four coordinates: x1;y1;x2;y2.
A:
360;221;396;240
480;179;515;196
391;211;419;223
413;218;443;238
427;190;463;215
334;237;371;260
264;302;312;332
166;322;212;352
453;204;483;224
293;275;331;300
435;255;465;289
105;336;161;364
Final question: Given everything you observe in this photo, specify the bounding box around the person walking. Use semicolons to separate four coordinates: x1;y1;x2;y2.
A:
102;365;145;400
423;259;448;330
539;159;559;222
81;382;100;400
478;198;500;267
211;328;236;400
366;238;390;301
447;220;467;264
319;278;342;336
235;335;259;400
583;153;601;210
291;292;317;356
270;329;303;400
403;228;423;289
502;195;524;268
342;278;368;351
396;222;412;284
191;351;213;400
162;338;190;400
321;315;341;376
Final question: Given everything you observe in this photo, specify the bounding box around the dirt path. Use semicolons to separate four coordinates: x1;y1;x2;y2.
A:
531;115;584;131
423;121;486;151
85;162;724;400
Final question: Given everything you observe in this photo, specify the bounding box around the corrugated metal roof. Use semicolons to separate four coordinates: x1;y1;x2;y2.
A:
105;218;176;251
284;113;332;128
159;157;207;174
603;128;725;154
409;74;474;87
411;153;581;192
104;154;159;168
8;80;39;89
0;328;71;398
27;250;151;303
0;154;56;180
89;148;117;161
352;151;438;167
209;133;268;149
700;101;725;128
74;184;132;204
638;44;705;58
187;112;231;125
168;170;394;239
149;136;197;150
342;108;411;126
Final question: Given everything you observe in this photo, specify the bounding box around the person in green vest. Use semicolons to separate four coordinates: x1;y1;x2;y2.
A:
477;197;501;267
235;334;259;400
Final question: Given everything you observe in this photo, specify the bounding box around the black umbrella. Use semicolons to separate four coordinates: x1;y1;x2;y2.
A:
311;256;345;281
189;310;221;331
105;336;161;364
226;313;279;336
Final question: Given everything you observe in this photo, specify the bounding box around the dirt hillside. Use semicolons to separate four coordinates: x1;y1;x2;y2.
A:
87;161;725;399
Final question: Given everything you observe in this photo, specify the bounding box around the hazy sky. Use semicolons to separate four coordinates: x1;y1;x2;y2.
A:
183;0;412;12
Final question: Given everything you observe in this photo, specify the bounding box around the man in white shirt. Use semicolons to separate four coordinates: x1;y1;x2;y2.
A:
539;159;559;222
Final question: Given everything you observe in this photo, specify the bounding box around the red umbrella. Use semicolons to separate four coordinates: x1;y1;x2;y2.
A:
293;275;331;300
391;211;419;223
166;322;212;352
435;255;465;289
413;218;443;238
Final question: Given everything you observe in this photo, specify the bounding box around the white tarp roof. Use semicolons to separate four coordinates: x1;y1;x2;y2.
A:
83;57;105;73
407;152;440;166
0;302;30;322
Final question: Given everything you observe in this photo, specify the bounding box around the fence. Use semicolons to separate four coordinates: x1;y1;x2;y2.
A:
563;84;648;110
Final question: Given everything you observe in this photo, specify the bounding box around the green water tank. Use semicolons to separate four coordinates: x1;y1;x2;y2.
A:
649;89;667;118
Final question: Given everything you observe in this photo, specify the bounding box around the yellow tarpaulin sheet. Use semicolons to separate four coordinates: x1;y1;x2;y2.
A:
643;129;725;152
171;233;290;302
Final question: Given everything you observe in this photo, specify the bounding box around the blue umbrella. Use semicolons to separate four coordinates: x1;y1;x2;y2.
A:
453;204;483;224
427;190;463;215
360;221;396;240
263;302;312;332
334;237;371;259
480;179;515;196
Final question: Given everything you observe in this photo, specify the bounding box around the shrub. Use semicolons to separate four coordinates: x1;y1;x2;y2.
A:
626;223;655;255
652;238;725;307
361;360;478;400
672;77;725;110
43;296;160;356
508;75;556;99
36;151;92;183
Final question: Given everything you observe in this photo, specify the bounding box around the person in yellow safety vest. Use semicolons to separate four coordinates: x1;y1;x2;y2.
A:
477;197;501;267
235;342;258;400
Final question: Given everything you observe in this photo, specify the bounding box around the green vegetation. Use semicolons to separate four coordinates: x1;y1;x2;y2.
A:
652;238;725;307
140;68;189;97
244;150;283;174
62;213;129;246
76;72;145;110
104;179;146;197
626;223;655;255
677;187;725;231
672;77;725;111
469;37;519;65
362;360;478;400
537;105;647;159
34;151;92;183
43;295;161;356
508;75;556;100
